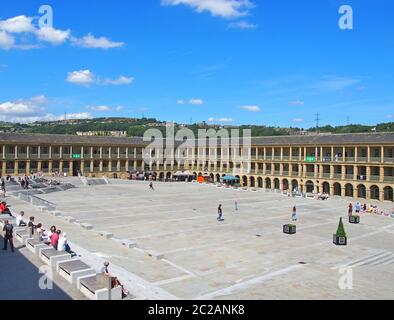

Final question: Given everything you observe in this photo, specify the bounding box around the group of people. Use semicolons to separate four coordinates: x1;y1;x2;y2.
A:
348;202;394;217
19;175;30;190
316;192;330;200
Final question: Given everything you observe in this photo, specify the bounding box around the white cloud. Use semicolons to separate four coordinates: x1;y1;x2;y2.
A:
115;106;124;111
240;105;260;112
71;33;125;49
88;105;111;112
100;75;134;86
67;70;134;87
66;70;95;86
289;100;305;106
189;98;204;105
0;15;35;33
0;95;92;123
208;117;234;123
177;99;185;105
0;31;15;50
36;26;70;45
314;76;361;92
228;20;257;29
292;118;304;123
161;0;254;18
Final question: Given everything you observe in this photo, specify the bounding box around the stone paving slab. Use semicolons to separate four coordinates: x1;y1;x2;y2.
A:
4;178;393;300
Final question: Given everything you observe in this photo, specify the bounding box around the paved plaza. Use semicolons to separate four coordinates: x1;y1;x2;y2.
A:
6;178;394;300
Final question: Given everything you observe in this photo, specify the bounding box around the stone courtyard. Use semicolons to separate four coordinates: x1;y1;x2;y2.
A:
5;178;394;300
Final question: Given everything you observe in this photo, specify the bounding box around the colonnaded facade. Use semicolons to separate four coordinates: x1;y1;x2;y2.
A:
0;132;393;202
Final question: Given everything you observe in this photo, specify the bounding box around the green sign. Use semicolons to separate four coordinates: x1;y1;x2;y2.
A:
72;154;81;159
306;156;316;163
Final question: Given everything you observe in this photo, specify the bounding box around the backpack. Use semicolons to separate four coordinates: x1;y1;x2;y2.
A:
5;224;13;238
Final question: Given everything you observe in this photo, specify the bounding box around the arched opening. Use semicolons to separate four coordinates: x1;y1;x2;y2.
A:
370;185;380;200
333;183;342;196
250;176;255;188
357;184;366;199
322;182;330;194
257;177;263;188
265;178;271;189
209;173;214;182
345;184;354;197
215;174;221;182
159;172;164;181
291;180;299;192
242;176;248;187
274;178;280;190
306;180;314;193
282;179;289;191
166;172;172;181
384;186;393;202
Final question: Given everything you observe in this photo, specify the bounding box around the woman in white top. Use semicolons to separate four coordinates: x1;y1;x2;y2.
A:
57;232;67;251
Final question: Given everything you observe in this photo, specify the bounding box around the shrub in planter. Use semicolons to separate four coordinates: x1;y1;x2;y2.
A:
283;224;296;235
333;218;347;246
349;215;360;224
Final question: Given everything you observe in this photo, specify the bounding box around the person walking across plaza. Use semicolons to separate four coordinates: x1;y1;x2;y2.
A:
2;219;14;252
348;203;353;217
217;204;223;221
235;201;238;212
292;206;298;222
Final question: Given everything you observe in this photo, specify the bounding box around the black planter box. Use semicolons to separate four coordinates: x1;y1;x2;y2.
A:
283;224;296;235
349;216;360;224
333;234;347;246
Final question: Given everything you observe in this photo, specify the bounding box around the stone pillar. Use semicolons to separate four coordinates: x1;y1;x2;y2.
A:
48;161;53;174
354;166;358;181
367;146;371;162
59;161;63;174
90;160;94;172
99;160;103;172
355;147;358;162
69;161;73;176
37;161;42;172
379;166;384;183
341;165;346;180
14;145;18;160
14;161;18;176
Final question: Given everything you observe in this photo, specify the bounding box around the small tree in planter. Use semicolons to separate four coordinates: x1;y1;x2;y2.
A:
283;224;296;235
333;218;347;246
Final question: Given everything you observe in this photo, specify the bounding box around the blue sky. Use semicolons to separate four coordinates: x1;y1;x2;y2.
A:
0;0;393;128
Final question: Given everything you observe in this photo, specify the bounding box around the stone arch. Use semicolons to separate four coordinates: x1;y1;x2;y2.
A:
357;184;366;199
370;185;380;200
215;174;221;182
291;179;299;191
383;186;393;202
166;172;172;180
282;179;289;191
250;176;256;188
322;182;330;194
333;183;342;196
159;172;165;181
345;183;354;197
242;176;248;187
306;180;314;193
257;177;263;188
274;178;280;190
265;178;271;189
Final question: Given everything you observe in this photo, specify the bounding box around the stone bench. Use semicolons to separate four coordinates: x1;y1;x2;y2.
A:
39;247;72;269
50;211;63;217
147;250;165;260
78;274;122;300
64;216;76;223
26;239;49;255
15;229;34;245
57;259;96;286
79;223;94;230
121;239;137;249
99;231;114;239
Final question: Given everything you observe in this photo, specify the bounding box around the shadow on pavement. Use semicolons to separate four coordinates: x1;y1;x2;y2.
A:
0;235;72;300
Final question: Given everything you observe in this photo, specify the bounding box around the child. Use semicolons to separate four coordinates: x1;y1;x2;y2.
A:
292;206;297;222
